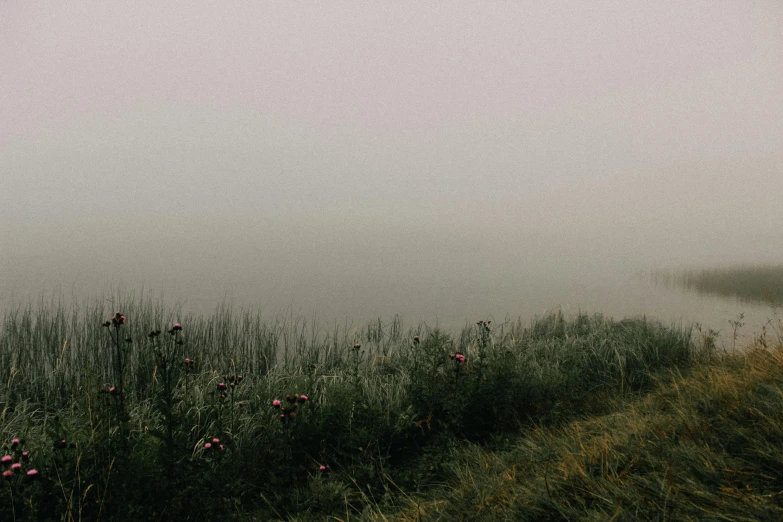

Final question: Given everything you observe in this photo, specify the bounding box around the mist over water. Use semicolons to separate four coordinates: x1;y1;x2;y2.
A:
2;212;779;343
2;2;782;340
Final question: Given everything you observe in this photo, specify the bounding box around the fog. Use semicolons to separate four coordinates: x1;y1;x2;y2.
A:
2;1;782;330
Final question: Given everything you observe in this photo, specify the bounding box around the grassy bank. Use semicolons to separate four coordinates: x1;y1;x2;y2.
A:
381;343;783;521
0;297;698;520
652;264;783;305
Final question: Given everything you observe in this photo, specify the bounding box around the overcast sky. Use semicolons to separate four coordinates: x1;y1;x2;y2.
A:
2;1;782;324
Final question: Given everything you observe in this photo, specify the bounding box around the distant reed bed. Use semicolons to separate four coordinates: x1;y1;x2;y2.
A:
0;296;696;520
652;264;783;305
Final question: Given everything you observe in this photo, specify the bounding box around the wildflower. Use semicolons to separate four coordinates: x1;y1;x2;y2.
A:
236;375;243;382
212;438;220;444
354;343;361;350
59;439;67;449
285;395;294;404
2;470;11;478
26;469;38;477
204;443;212;450
413;335;420;344
298;394;308;402
21;451;29;460
280;414;286;422
1;455;11;464
238;401;244;407
173;323;182;331
217;382;227;391
184;358;192;365
319;465;326;471
219;445;224;451
272;399;281;408
11;438;19;446
109;386;117;394
11;463;20;470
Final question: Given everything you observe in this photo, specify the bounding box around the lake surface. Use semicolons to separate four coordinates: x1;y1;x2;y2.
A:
2;215;778;347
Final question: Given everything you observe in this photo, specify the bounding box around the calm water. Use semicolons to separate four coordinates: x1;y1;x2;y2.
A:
2;215;778;347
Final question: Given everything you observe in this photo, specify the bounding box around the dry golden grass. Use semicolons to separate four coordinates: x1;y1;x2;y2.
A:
376;343;783;521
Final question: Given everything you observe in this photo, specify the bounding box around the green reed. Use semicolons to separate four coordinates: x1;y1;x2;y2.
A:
653;264;783;304
0;295;697;520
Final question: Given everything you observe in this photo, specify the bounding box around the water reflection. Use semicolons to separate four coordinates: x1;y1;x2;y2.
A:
1;217;780;349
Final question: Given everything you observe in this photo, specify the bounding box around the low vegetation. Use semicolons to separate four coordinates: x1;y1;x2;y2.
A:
0;296;780;520
652;264;783;305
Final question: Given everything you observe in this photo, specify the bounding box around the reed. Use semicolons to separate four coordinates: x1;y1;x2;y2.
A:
0;295;698;520
653;264;783;305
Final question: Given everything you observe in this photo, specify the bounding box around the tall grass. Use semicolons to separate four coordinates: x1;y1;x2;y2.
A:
0;297;696;520
653;264;783;305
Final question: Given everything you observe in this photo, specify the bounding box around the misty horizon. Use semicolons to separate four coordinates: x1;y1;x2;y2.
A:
2;1;782;332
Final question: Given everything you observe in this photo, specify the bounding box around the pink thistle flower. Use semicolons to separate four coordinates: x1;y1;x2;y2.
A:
354;343;361;350
109;386;117;394
219;445;224;451
280;414;286;421
236;375;243;382
21;451;29;459
212;438;220;444
26;469;38;477
217;382;227;391
173;322;182;331
11;463;20;470
272;399;281;407
238;401;244;407
11;438;19;446
299;394;308;402
413;335;420;344
2;470;11;478
204;443;212;449
184;358;192;365
319;465;326;471
1;455;11;464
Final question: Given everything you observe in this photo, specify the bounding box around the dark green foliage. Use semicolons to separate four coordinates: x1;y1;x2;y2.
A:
0;298;696;520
